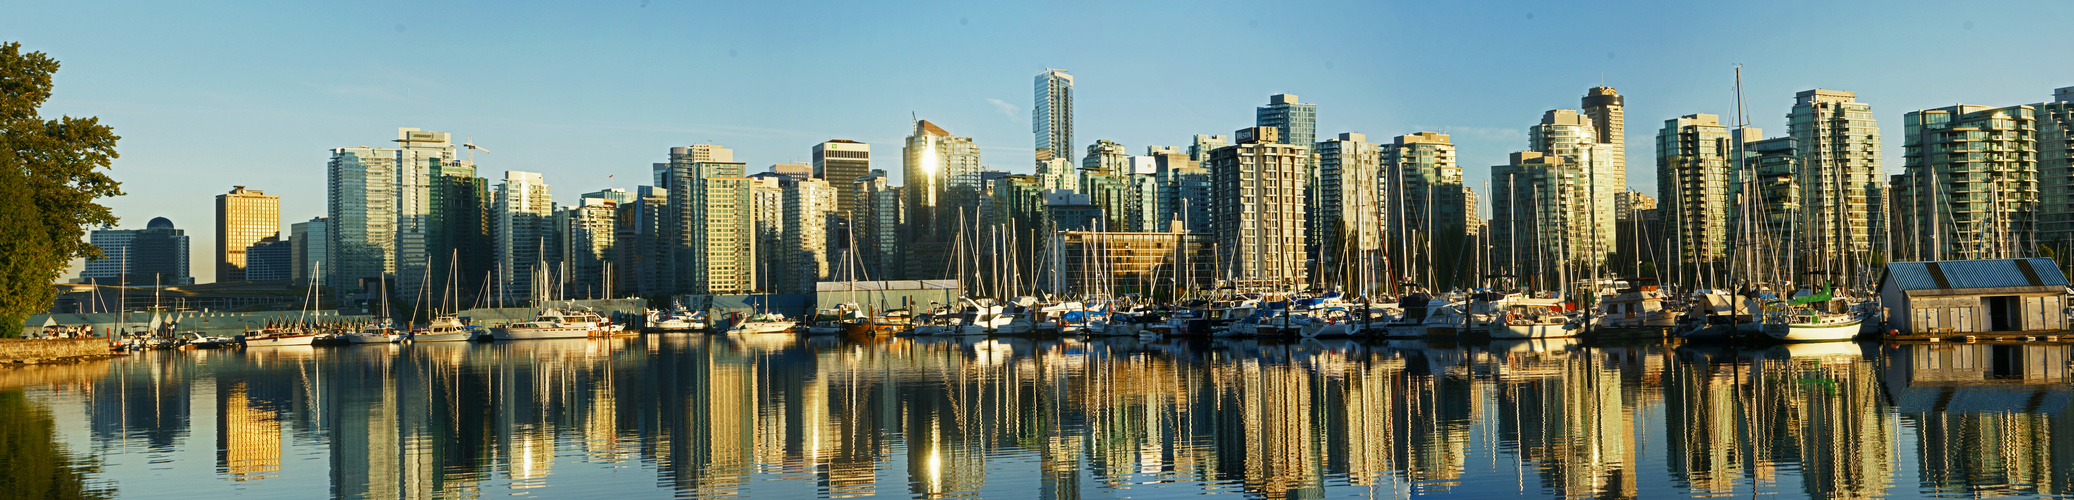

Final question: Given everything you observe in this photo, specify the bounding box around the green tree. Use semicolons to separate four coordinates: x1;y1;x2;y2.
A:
1;42;122;335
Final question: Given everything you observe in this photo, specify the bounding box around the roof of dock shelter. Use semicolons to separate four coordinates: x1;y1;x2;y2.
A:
1879;258;2069;296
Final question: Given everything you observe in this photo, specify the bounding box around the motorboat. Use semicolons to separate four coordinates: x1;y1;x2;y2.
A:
244;327;319;347
344;320;405;344
413;315;478;342
493;309;608;340
1488;304;1577;339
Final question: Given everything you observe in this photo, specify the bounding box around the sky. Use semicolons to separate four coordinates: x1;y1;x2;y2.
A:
8;0;2072;283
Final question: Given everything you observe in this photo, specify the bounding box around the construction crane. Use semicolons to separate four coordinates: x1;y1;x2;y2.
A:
463;136;491;163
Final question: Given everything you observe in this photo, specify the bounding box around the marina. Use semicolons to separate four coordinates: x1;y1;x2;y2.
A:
10;334;2074;498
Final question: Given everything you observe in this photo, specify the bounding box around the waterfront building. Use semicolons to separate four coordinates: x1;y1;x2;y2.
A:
2032;88;2074;250
78;217;193;286
1383;132;1466;288
902;120;983;279
290;217;328;287
214;186;279;282
854;170;904;280
615;186;670;297
779;175;836;294
813;140;870;225
326;145;398;299
667;145;755;294
1492;152;1592;286
1787;89;1883;278
1151;147;1212;234
1895;103;2037;261
391;129;463;303
1582;86;1628;186
492;171;555;304
1081;139;1133;231
1035;69;1075;164
749;172;788;291
558;196;619;299
1315;133;1383;290
1530;110;1619;264
1210;127;1308;289
1656;114;1734;270
1050;231;1216;298
243;237;292;281
653;144;731;190
1045;191;1103;232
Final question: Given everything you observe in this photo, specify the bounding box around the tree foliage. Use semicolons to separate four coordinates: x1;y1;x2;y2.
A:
0;42;123;334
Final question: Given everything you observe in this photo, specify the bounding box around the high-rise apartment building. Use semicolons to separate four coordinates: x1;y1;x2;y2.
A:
1316;132;1383;289
1582;86;1627;183
1081;139;1133;231
1895;103;2037;261
1189;134;1231;163
1384;132;1467;287
492;171;555;304
1124;155;1162;232
1492;152;1594;286
1209;127;1309;289
813;140;870;221
1530;110;1620;261
749;172;788;291
391;128;461;303
1035;69;1075;164
78;217;191;286
558;196;619;299
290;217;328;287
1151;148;1212;234
854;170;904;281
616;186;669;297
1656;114;1734;267
667;146;755;294
326;145;397;299
901;120;982;279
214;186;279;282
652;144;731;190
1788;89;1883;277
778;175;836;294
2035;87;2074;247
1257;94;1317;150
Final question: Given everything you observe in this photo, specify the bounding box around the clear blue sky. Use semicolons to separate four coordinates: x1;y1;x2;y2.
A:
9;0;2071;282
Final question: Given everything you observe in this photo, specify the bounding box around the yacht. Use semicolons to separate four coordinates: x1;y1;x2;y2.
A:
493;309;607;340
413;315;478;342
344;320;405;344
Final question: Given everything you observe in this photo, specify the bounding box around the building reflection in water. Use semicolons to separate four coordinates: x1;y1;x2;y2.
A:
37;334;2074;498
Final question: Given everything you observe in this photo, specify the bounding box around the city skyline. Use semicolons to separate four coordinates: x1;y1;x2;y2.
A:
10;0;2072;282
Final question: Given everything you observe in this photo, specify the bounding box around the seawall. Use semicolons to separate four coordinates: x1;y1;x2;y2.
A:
0;339;113;363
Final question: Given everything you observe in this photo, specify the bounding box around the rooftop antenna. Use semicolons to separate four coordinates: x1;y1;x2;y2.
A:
463;137;491;163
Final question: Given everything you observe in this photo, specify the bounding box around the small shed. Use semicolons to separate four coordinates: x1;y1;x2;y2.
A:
1878;258;2071;334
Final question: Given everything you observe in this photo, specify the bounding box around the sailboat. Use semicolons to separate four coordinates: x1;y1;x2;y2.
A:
414;252;479;342
246;262;322;347
344;274;404;343
1760;280;1860;342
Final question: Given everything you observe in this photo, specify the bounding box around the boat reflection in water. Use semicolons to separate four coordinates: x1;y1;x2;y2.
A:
16;337;2074;498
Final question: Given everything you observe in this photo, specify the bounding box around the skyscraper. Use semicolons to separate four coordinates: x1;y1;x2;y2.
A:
779;175;836;294
1788;89;1882;278
1492;152;1590;286
1530;110;1619;262
243;238;292;281
1256;94;1317;149
617;186;670;297
1582;86;1627;183
813;140;870;221
667;146;755;294
2034;87;2074;248
290;217;328;287
854;170;904;281
1081;139;1133;231
391;128;461;302
327;145;398;299
492;171;554;304
1895;103;2037;261
1151;147;1211;235
1656;114;1734;269
215;186;279;282
1210;127;1309;289
78;217;191;286
901;119;982;279
558;196;619;299
1034;69;1074;164
1316;132;1383;290
1384;132;1467;288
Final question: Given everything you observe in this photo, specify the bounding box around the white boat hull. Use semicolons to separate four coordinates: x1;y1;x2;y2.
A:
1762;320;1862;342
414;331;476;342
345;333;403;344
244;334;318;347
729;321;796;334
494;326;597;340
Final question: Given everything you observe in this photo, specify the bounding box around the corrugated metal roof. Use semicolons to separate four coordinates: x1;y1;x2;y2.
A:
1883;258;2069;291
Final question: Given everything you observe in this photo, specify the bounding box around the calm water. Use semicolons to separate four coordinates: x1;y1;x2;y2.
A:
4;335;2071;499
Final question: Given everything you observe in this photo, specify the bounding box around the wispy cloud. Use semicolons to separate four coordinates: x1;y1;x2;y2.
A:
986;98;1020;122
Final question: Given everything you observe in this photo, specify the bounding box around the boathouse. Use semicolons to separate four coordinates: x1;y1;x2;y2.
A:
1877;258;2070;334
